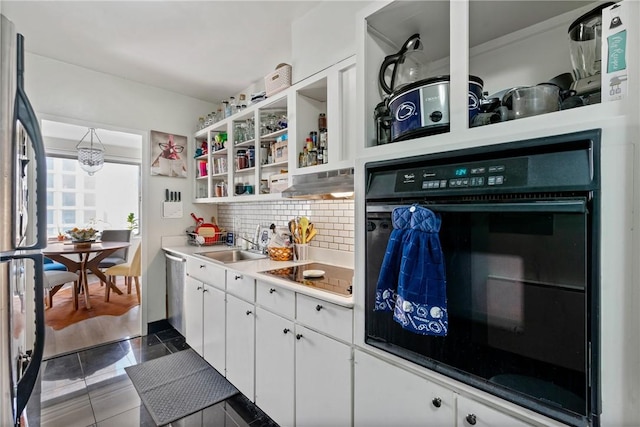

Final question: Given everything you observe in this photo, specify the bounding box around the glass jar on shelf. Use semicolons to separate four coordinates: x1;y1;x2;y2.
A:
236;149;248;170
215;181;227;197
229;97;236;116
234;122;246;144
246;117;255;139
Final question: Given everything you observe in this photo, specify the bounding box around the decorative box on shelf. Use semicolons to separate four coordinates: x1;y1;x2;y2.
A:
269;173;289;193
264;63;292;97
273;139;288;163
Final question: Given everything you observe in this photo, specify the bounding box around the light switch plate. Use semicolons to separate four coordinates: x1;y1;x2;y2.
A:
163;201;183;218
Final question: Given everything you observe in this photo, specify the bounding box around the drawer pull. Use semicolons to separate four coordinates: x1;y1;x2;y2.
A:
246;310;252;316
315;304;323;311
283;328;290;334
432;397;441;408
199;265;206;269
235;274;242;280
269;288;276;294
466;414;477;425
196;286;202;291
203;288;209;293
296;334;303;340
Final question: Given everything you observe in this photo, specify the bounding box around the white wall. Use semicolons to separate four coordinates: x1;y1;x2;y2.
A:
25;53;218;327
291;1;372;83
20;0;372;331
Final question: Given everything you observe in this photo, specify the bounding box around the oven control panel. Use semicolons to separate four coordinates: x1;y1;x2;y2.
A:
395;157;528;193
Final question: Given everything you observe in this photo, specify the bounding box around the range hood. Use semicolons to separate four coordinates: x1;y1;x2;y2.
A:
282;168;354;199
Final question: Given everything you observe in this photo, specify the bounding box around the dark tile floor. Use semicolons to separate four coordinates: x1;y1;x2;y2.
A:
27;328;279;427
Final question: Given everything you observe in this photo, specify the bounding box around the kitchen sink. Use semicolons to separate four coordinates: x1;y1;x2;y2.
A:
196;249;267;264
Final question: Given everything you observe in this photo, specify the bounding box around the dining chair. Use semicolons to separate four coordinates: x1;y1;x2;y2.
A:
104;243;141;303
44;270;80;310
44;256;67;271
98;229;133;268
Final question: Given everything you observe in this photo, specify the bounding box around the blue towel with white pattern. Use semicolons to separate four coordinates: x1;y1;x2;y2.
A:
375;204;448;336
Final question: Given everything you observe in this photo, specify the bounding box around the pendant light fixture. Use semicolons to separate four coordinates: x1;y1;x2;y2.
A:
76;128;105;176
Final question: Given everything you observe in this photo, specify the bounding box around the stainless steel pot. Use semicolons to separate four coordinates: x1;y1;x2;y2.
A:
507;85;562;119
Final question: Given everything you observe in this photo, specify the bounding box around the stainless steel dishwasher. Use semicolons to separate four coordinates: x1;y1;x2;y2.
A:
164;251;186;336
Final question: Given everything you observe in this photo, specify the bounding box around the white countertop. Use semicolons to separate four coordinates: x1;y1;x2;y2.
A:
162;238;354;308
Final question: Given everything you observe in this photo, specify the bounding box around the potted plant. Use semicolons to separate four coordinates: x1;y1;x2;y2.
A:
127;213;139;234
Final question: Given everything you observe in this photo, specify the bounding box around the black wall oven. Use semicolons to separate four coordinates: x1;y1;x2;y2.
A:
364;130;601;426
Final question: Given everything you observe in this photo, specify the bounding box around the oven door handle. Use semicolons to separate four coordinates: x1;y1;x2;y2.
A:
367;200;587;214
430;200;587;213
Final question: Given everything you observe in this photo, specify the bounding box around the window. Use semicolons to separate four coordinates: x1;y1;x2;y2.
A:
46;157;140;237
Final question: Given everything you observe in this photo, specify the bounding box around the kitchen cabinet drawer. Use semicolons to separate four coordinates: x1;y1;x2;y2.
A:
354;349;455;426
256;281;295;319
226;269;255;302
296;293;352;343
186;256;225;289
457;395;533;427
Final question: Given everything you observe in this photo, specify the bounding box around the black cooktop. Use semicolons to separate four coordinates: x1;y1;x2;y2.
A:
260;262;353;296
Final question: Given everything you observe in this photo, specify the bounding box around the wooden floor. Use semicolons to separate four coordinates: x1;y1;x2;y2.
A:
43;295;141;359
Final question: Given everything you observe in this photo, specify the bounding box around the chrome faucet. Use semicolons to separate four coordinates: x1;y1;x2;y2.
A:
236;235;266;254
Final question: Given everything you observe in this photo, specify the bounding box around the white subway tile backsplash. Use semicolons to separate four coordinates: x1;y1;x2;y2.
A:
217;199;355;253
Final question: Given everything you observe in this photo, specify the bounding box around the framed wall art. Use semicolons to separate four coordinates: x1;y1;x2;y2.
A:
150;130;188;178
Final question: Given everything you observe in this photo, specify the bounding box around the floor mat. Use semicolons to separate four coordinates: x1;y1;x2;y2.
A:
125;348;238;426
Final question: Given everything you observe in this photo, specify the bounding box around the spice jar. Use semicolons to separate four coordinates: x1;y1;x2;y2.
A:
318;113;327;131
236;149;247;170
215;182;227;197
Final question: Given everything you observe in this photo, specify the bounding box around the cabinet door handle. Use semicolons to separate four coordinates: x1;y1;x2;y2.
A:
432;397;441;408
199;265;206;269
203;288;209;293
296;334;303;340
196;286;202;291
246;310;252;316
315;304;323;311
235;274;242;280
269;288;276;294
465;414;477;425
283;328;290;334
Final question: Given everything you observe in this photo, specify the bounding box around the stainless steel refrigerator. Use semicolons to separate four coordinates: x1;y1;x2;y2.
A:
0;14;47;427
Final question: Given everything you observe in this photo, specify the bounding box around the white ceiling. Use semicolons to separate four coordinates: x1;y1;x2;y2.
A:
2;1;319;104
41;119;141;147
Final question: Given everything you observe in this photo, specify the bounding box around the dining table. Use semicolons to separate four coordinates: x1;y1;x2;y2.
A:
42;241;131;309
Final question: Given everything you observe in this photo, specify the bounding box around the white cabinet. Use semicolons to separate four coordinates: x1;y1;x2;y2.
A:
184;276;225;373
357;1;621;155
295;325;351;427
194;92;289;203
254;282;353;427
457;395;533;427
354;349;455;426
354;350;537;427
202;284;225;372
255;307;295;427
225;294;255;400
226;269;255;302
296;293;353;343
186;256;225;287
184;276;205;355
193;55;356;203
291;55;356;175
